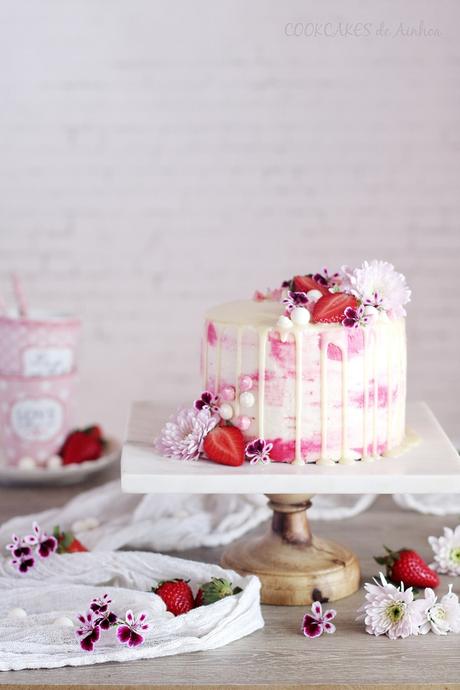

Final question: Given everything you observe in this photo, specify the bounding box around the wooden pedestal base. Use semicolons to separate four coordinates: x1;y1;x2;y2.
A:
221;494;360;606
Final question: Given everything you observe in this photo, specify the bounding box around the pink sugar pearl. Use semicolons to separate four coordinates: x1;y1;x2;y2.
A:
234;415;251;431
239;375;253;392
220;385;236;401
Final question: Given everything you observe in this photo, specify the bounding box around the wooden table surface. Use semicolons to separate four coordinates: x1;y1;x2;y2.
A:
1;465;460;689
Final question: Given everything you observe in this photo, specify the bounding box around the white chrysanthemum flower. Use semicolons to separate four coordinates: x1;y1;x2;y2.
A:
155;407;218;461
429;525;460;576
341;260;411;318
357;572;425;639
415;586;460;635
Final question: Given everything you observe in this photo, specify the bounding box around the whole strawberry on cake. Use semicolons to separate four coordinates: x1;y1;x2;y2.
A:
156;260;410;467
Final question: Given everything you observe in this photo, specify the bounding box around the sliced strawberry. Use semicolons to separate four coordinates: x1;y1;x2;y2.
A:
312;293;359;324
293;275;330;296
203;426;245;466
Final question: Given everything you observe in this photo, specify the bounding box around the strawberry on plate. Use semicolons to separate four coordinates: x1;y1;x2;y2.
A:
375;546;440;589
59;426;105;465
312;292;359;324
153;579;195;616
203;425;245;467
53;526;88;553
293;275;330;296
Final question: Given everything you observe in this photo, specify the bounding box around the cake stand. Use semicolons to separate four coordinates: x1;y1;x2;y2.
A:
121;401;460;606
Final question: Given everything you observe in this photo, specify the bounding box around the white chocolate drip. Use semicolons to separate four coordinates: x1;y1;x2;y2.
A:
234;327;242;417
215;327;222;392
339;331;353;464
258;329;269;438
318;333;333;465
202;320;209;388
293;329;304;465
372;328;379;458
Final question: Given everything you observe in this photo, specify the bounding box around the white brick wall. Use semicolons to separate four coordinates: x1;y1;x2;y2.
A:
0;1;459;441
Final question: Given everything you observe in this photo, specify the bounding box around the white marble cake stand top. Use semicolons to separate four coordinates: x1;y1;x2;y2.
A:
121;401;460;495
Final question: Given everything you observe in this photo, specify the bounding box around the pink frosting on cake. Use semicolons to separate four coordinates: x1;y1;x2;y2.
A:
202;299;406;464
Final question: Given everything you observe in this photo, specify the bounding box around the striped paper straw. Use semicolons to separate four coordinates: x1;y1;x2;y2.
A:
11;273;28;318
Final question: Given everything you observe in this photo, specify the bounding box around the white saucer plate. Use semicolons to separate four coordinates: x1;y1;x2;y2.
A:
0;438;120;486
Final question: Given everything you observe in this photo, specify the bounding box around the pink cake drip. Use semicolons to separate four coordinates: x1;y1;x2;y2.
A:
207;322;217;346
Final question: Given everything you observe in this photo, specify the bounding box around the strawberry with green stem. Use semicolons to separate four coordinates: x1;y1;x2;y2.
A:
53;526;88;553
195;577;242;607
374;545;440;589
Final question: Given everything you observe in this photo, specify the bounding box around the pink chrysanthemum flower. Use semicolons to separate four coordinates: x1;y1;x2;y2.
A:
414;585;460;635
302;601;337;638
429;525;460;576
357;572;425;639
341;260;411;318
155;407;218;461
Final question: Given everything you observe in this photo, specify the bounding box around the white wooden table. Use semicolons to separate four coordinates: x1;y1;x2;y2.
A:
1;407;460;688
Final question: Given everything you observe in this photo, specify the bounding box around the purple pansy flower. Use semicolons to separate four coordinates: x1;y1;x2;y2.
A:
302;601;337;638
283;291;309;313
76;611;101;652
313;267;341;289
194;391;220;414
342;304;372;329
6;534;32;560
96;608;118;630
10;551;36;574
6;534;35;574
90;593;112;614
245;438;273;465
363;290;384;310
24;521;58;559
117;610;149;648
90;594;117;630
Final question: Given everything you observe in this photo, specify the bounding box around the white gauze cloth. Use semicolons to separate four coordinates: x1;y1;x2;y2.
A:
0;550;263;671
0;480;377;553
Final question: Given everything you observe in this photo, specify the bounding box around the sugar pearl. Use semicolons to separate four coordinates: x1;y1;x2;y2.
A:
46;454;62;470
8;607;27;619
218;403;234;420
290;307;311;326
239;375;253;392
239;391;255;408
306;289;323;302
277;315;293;330
53;616;74;628
18;456;36;471
220;385;236;402
234;415;251;431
